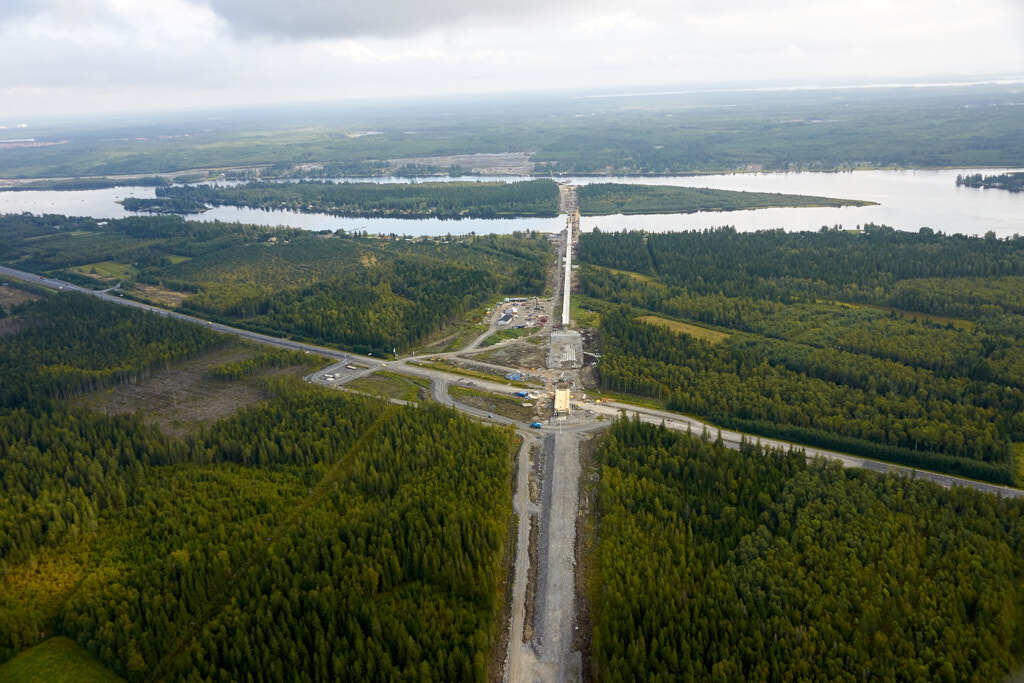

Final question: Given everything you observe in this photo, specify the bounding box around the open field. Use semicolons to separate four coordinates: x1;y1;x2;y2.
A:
636;314;731;343
67;261;137;282
71;344;314;438
449;385;537;422
0;638;123;683
590;264;660;284
129;283;193;308
347;370;431;401
480;327;536;347
570;298;601;328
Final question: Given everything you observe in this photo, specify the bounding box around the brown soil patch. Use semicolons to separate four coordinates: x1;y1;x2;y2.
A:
72;345;308;438
0;285;42;309
523;514;539;644
472;340;548;370
574;432;603;682
487;511;519;683
0;317;29;337
528;442;542;505
131;283;192;308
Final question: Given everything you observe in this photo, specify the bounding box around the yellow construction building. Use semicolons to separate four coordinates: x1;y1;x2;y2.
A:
554;388;571;415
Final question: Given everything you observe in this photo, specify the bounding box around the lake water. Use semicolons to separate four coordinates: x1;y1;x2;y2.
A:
1;168;1022;237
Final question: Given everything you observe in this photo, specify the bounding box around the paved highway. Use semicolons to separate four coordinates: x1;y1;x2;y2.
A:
588;401;1024;499
0;264;386;366
6;262;1021;500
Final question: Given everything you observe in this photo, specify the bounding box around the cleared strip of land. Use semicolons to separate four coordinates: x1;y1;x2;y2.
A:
636;314;731;343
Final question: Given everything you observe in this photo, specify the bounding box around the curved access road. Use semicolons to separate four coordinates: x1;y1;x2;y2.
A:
6;261;1020;499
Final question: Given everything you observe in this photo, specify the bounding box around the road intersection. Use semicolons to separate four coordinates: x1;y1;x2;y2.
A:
4;217;1022;682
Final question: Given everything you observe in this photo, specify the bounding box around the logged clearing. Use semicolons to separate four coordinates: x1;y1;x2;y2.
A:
0;285;42;337
637;315;731;343
591;264;660;284
0;319;26;337
67;261;137;282
71;345;310;438
347;371;430;401
130;283;192;308
0;285;42;309
0;637;123;683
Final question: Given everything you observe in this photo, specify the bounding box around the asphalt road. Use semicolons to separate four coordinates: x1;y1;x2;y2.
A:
591;401;1024;499
0;264;386;365
7;261;1021;501
9;259;1024;683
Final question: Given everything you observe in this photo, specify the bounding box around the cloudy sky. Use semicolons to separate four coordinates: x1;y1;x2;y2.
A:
1;0;1022;119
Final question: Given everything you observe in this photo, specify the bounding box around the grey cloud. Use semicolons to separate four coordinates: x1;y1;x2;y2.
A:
0;0;46;22
200;0;557;39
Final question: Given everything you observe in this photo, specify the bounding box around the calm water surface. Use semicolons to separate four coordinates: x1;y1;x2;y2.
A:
1;168;1021;237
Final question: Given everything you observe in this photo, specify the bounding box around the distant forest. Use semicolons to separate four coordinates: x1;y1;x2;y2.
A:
591;418;1024;681
0;176;169;192
577;183;872;215
123;179;871;219
579;226;1024;484
956;172;1024;193
147;179;560;219
1;86;1022;178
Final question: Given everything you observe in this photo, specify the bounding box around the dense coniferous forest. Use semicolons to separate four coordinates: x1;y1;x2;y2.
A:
145;179;561;218
591;418;1024;682
0;294;515;680
579;227;1024;483
0;213;552;355
577;183;871;215
956;172;1024;192
0;293;224;407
